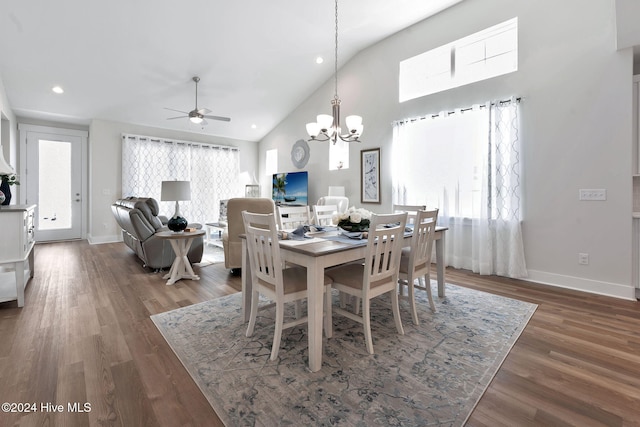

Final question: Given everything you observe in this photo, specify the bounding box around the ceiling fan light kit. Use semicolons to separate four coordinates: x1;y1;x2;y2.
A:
165;76;231;126
306;0;363;144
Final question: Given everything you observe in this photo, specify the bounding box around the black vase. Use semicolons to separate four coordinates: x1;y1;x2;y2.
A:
167;215;188;232
0;179;10;206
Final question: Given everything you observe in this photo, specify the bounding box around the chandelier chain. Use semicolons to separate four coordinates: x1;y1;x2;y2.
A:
334;0;339;101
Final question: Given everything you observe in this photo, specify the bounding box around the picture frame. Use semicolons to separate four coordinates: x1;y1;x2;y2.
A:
361;148;381;204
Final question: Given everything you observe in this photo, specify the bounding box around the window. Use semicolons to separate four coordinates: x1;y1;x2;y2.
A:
122;134;241;225
391;99;526;278
329;138;349;170
392;108;488;218
265;148;278;176
399;18;518;102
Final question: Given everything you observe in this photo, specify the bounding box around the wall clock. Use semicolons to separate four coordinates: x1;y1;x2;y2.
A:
291;139;310;169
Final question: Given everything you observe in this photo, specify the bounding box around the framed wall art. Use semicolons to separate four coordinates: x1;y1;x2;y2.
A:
361;148;381;203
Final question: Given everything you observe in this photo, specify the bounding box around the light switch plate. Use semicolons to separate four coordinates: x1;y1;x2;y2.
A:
579;189;606;201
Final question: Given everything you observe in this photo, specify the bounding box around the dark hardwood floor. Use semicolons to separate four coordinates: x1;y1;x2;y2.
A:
0;240;639;426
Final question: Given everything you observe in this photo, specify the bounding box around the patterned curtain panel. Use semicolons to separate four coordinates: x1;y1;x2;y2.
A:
391;98;526;278
122;134;241;225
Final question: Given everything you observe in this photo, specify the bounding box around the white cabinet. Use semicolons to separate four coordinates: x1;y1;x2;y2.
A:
0;204;36;307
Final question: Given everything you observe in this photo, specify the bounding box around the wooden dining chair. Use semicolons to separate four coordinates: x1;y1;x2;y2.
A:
312;204;338;226
393;204;426;225
242;211;333;360
276;205;312;230
326;212;408;354
398;208;439;324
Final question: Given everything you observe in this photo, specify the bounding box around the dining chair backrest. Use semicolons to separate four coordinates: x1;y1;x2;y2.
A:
276;205;312;230
363;212;408;293
393;204;426;225
408;209;439;275
316;196;349;213
242;211;284;295
313;204;338;226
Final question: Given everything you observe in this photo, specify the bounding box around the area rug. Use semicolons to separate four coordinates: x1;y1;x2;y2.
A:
195;244;225;267
151;283;536;426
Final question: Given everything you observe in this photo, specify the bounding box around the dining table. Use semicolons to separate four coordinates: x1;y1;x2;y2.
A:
241;225;448;372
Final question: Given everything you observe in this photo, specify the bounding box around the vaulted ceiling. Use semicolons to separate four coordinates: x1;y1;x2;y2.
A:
0;0;462;141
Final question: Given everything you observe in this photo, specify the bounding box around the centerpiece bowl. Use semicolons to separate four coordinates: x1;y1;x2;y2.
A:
338;220;370;232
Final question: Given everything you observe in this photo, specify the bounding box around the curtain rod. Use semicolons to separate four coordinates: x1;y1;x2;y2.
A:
121;133;239;152
393;96;521;126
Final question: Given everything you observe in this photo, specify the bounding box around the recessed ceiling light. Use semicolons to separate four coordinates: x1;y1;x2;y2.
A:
251;124;257;129
315;56;324;64
52;86;64;94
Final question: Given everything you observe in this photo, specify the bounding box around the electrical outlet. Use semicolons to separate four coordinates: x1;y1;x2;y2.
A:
579;189;606;201
578;253;589;265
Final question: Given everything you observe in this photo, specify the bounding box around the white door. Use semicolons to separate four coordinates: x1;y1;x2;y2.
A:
25;129;86;241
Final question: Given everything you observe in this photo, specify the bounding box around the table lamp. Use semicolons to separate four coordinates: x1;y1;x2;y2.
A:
161;180;191;232
0;144;15;207
0;145;14;175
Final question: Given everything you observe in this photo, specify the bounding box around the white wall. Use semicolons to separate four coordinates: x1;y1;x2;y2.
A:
259;0;635;299
88;119;258;243
0;76;18;201
616;0;640;50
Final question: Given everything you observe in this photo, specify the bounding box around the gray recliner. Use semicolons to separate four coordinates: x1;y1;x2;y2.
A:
111;197;203;269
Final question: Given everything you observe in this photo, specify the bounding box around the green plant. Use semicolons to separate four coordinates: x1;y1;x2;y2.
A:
0;174;19;185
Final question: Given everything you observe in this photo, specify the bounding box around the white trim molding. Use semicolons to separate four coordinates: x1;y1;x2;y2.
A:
525;269;637;301
87;234;122;245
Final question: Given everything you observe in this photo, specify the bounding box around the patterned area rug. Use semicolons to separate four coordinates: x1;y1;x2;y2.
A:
151;283;536;426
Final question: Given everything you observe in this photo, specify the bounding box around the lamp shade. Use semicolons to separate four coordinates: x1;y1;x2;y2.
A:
317;114;333;131
161;181;191;201
0;145;15;175
345;115;362;131
306;122;320;137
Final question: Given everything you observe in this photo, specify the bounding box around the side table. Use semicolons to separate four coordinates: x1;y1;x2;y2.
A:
205;222;225;248
156;230;206;285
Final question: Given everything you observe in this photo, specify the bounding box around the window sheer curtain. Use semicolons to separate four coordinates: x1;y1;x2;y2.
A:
122;134;241;225
392;99;526;278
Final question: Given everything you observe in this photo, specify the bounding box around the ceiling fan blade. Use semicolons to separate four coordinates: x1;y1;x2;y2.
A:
164;107;189;114
203;115;231;122
167;115;188;120
197;108;211;115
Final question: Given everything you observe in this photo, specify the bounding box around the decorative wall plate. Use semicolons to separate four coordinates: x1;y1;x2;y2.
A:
291;139;310;169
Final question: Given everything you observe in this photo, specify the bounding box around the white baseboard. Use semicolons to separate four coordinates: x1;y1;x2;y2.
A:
525;269;637;301
87;234;122;245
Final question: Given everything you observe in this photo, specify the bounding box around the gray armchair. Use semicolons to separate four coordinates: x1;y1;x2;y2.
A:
112;197;203;269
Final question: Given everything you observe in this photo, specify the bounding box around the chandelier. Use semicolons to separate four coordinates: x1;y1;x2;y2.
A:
306;0;363;144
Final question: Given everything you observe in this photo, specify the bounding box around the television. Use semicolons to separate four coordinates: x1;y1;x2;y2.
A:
272;171;308;206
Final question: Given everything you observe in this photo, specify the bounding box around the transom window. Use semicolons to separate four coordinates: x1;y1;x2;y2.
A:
399;17;518;102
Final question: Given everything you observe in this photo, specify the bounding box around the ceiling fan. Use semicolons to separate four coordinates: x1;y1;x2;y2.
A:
165;76;231;125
